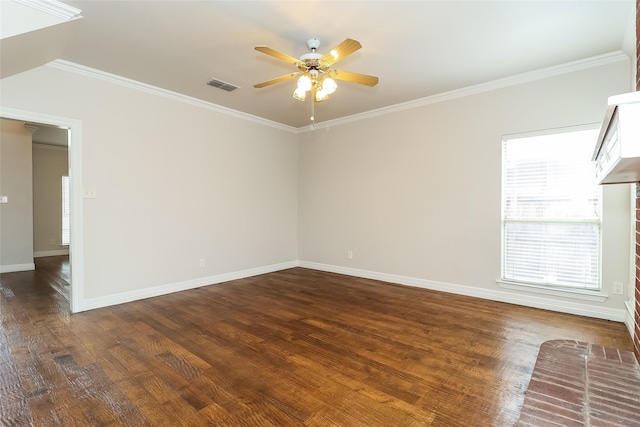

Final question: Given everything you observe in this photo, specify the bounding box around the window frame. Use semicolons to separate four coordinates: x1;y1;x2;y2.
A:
500;125;603;293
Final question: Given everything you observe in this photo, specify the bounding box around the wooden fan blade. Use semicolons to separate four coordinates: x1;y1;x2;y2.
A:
321;38;362;66
255;46;300;65
253;73;300;88
331;70;378;87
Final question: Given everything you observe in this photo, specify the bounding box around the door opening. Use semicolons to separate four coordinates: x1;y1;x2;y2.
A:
1;107;84;312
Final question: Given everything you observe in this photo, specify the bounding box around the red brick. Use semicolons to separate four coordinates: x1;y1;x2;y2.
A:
533;367;584;388
523;389;584;413
603;346;621;361
525;377;584;405
589;395;640;419
635;182;640;363
591;344;606;359
588;408;640;427
588;374;640;394
518;407;585;427
518;341;640;425
621;351;638;365
521;397;583;422
588;377;640;396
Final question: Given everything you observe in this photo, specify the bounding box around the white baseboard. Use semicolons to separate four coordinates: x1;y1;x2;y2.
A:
76;259;629;323
80;260;299;311
34;249;70;258
299;261;627;322
625;299;636;337
0;263;36;273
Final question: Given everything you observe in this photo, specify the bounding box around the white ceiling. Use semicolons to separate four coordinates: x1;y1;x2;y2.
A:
1;1;635;128
29;122;68;146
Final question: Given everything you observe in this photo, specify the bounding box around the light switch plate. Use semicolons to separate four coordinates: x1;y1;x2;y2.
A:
0;196;7;203
83;188;97;199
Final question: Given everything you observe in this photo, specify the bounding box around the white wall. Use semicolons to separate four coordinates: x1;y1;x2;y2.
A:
0;57;633;319
0;65;298;306
299;59;632;316
622;4;637;89
32;143;69;256
0;118;34;272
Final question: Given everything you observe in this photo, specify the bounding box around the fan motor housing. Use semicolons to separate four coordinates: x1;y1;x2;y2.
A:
306;38;321;51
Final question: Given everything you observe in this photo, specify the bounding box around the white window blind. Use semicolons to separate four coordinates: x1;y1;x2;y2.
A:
62;175;70;246
501;128;601;290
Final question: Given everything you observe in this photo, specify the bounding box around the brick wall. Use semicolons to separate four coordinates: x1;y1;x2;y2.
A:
637;0;640;90
636;188;640;361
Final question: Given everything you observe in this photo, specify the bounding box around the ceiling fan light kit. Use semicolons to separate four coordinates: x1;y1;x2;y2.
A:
297;75;312;92
253;37;378;107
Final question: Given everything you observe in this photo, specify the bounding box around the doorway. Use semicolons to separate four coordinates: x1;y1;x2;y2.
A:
31;124;70;300
0;107;84;312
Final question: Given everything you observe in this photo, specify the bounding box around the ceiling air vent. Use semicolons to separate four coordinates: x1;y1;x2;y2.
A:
206;78;239;92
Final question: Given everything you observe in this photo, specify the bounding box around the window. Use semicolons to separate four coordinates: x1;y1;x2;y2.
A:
501;127;601;290
62;175;70;246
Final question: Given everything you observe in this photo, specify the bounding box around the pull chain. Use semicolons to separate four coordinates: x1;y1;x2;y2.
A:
310;97;315;127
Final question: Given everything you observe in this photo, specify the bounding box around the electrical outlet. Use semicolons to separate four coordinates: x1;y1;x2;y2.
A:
347;251;353;259
50;239;55;245
612;281;623;295
199;258;205;268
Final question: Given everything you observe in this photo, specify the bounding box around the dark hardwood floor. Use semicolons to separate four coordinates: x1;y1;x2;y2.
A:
0;258;634;426
34;255;70;301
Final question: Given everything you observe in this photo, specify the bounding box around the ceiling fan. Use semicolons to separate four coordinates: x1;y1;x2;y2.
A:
253;38;378;103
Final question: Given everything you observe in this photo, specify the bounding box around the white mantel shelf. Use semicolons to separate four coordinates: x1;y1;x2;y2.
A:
592;91;640;185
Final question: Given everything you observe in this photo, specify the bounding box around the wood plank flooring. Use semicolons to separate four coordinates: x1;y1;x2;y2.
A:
0;257;634;426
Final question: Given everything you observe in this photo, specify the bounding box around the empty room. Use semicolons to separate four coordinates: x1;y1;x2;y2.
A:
1;1;639;425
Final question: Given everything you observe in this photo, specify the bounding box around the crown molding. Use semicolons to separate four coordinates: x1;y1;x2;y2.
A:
24;124;38;133
46;50;628;134
14;0;81;20
46;60;298;134
304;51;630;132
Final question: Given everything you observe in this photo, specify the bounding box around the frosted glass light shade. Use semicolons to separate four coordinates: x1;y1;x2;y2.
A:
297;75;312;92
322;77;337;95
293;87;306;101
315;89;328;102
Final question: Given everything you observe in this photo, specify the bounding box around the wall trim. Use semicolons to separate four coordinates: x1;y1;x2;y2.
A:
0;263;36;273
67;257;628;321
80;260;298;311
298;261;627;322
46;60;297;134
625;299;636;337
302;51;630;132
34;249;69;258
46;52;627;135
497;280;608;303
14;0;82;21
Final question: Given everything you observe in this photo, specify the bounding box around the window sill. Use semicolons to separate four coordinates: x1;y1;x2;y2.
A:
497;280;608;302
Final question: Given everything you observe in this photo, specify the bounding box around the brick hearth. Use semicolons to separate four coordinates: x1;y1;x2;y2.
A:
517;340;640;426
